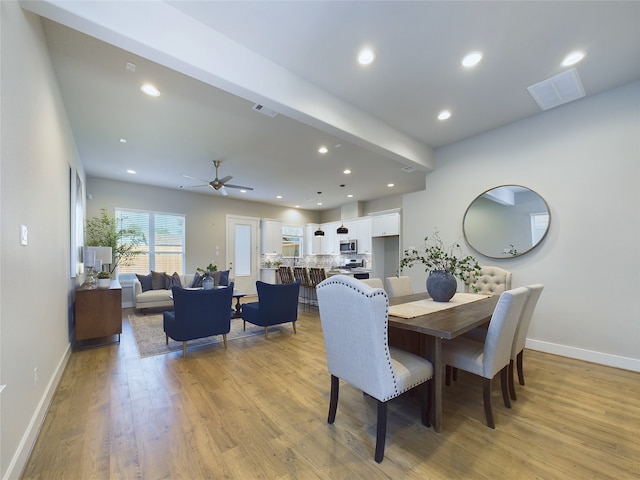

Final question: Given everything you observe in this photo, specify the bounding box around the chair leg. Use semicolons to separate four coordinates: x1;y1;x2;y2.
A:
243;320;246;331
419;381;431;427
264;327;268;338
445;365;452;386
328;375;339;424
182;341;187;358
222;333;228;349
292;321;297;334
483;378;495;429
517;350;525;385
500;366;511;408
508;359;517;401
165;334;169;345
375;400;388;463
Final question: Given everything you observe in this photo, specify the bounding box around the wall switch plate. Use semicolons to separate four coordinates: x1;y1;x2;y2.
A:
20;225;28;245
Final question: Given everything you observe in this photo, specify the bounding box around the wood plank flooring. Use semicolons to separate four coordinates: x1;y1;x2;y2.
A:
22;306;640;479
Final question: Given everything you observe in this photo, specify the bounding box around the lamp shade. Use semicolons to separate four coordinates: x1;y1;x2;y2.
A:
314;225;325;236
86;246;113;265
336;224;348;235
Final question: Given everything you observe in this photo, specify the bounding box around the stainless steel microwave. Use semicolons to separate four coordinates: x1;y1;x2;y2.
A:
339;240;357;254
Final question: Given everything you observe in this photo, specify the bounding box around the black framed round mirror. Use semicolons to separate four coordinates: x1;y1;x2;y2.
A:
463;185;550;258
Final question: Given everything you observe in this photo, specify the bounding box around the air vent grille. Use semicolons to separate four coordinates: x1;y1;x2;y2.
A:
527;68;585;111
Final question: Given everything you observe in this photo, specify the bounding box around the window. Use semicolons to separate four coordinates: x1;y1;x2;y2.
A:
282;225;303;257
116;209;185;274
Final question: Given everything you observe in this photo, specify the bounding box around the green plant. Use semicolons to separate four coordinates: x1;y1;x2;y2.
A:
399;228;481;288
85;207;143;275
96;270;111;279
197;263;218;276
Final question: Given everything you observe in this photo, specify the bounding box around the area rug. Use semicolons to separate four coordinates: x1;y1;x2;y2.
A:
128;312;274;358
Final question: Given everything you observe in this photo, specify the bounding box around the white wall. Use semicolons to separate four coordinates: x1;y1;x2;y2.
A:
85;177;321;274
402;82;640;371
0;4;82;478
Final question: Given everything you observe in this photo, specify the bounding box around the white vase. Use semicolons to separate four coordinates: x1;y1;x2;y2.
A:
98;278;111;289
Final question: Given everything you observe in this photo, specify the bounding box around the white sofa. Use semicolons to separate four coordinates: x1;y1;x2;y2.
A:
133;272;232;313
134;274;193;313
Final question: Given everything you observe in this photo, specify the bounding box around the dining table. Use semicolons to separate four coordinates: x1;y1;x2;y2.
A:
388;292;500;433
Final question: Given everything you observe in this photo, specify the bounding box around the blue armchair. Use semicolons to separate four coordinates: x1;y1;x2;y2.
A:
163;282;234;357
242;280;300;338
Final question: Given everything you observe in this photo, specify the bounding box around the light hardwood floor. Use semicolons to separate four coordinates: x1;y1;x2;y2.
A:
22;306;639;479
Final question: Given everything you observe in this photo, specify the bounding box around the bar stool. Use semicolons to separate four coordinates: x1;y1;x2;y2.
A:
307;267;327;309
293;267;312;311
278;266;294;284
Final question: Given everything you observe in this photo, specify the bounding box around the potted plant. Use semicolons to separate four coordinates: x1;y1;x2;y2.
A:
197;263;218;289
399;229;481;302
96;270;111;288
85;208;143;275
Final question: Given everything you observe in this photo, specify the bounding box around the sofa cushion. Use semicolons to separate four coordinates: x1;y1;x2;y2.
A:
136;273;152;292
151;270;167;290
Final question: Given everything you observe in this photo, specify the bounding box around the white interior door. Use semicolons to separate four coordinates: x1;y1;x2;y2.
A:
226;215;260;295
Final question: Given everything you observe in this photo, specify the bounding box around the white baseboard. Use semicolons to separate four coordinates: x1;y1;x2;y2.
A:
4;344;72;480
526;339;640;372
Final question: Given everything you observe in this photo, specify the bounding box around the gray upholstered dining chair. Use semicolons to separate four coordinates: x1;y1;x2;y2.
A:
359;277;384;289
461;284;545;401
384;275;414;297
442;287;529;428
469;266;512;294
316;275;433;463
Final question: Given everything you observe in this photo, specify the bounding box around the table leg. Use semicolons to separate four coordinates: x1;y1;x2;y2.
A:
430;337;443;433
234;297;242;318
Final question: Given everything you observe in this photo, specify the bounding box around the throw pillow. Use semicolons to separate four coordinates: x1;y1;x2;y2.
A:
191;272;203;288
136;273;152;292
212;270;230;286
165;272;182;289
151;270;167;290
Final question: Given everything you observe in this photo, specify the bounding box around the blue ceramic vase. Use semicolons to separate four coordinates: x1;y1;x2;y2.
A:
426;270;457;302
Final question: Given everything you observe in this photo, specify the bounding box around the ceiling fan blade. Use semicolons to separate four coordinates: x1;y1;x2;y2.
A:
180;183;209;189
182;174;210;183
224;184;254;191
219;186;228;196
218;175;233;184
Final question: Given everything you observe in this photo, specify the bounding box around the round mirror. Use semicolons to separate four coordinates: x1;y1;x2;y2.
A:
463;185;550;258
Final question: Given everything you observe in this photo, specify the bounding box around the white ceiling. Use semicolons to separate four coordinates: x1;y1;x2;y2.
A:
27;1;640;210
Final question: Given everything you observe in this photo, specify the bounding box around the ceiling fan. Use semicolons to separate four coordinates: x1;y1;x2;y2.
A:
181;160;254;196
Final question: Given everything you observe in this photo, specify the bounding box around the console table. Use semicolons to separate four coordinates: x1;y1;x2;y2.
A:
75;280;122;345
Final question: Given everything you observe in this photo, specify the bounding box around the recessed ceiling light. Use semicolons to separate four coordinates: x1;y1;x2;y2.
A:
317;202;323;206
347;194;353;198
295;205;300;208
461;51;483;68
119;138;127;143
562;50;585;66
387;183;395;188
126;169;136;174
318;146;328;154
276;195;283;199
140;83;161;97
240;189;247;193
438;110;452;120
358;48;375;65
343;169;351;174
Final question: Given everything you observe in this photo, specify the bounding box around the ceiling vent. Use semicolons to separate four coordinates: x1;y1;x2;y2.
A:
527;68;585;111
252;104;278;118
402;165;417;173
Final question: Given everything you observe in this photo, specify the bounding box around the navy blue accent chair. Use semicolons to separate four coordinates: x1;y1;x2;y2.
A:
163;282;234;357
242;280;300;338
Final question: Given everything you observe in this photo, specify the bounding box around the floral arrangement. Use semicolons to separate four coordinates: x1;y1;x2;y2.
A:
399;229;481;287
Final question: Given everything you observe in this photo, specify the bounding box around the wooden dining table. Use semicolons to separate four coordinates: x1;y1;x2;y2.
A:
388;292;500;433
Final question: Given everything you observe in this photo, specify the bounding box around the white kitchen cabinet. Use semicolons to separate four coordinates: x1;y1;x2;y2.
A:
355;217;372;253
321;221;340;254
371;212;400;237
305;224;323;255
261;219;282;254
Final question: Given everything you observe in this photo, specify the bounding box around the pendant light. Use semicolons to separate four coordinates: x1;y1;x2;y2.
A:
336;184;349;235
314;191;325;236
